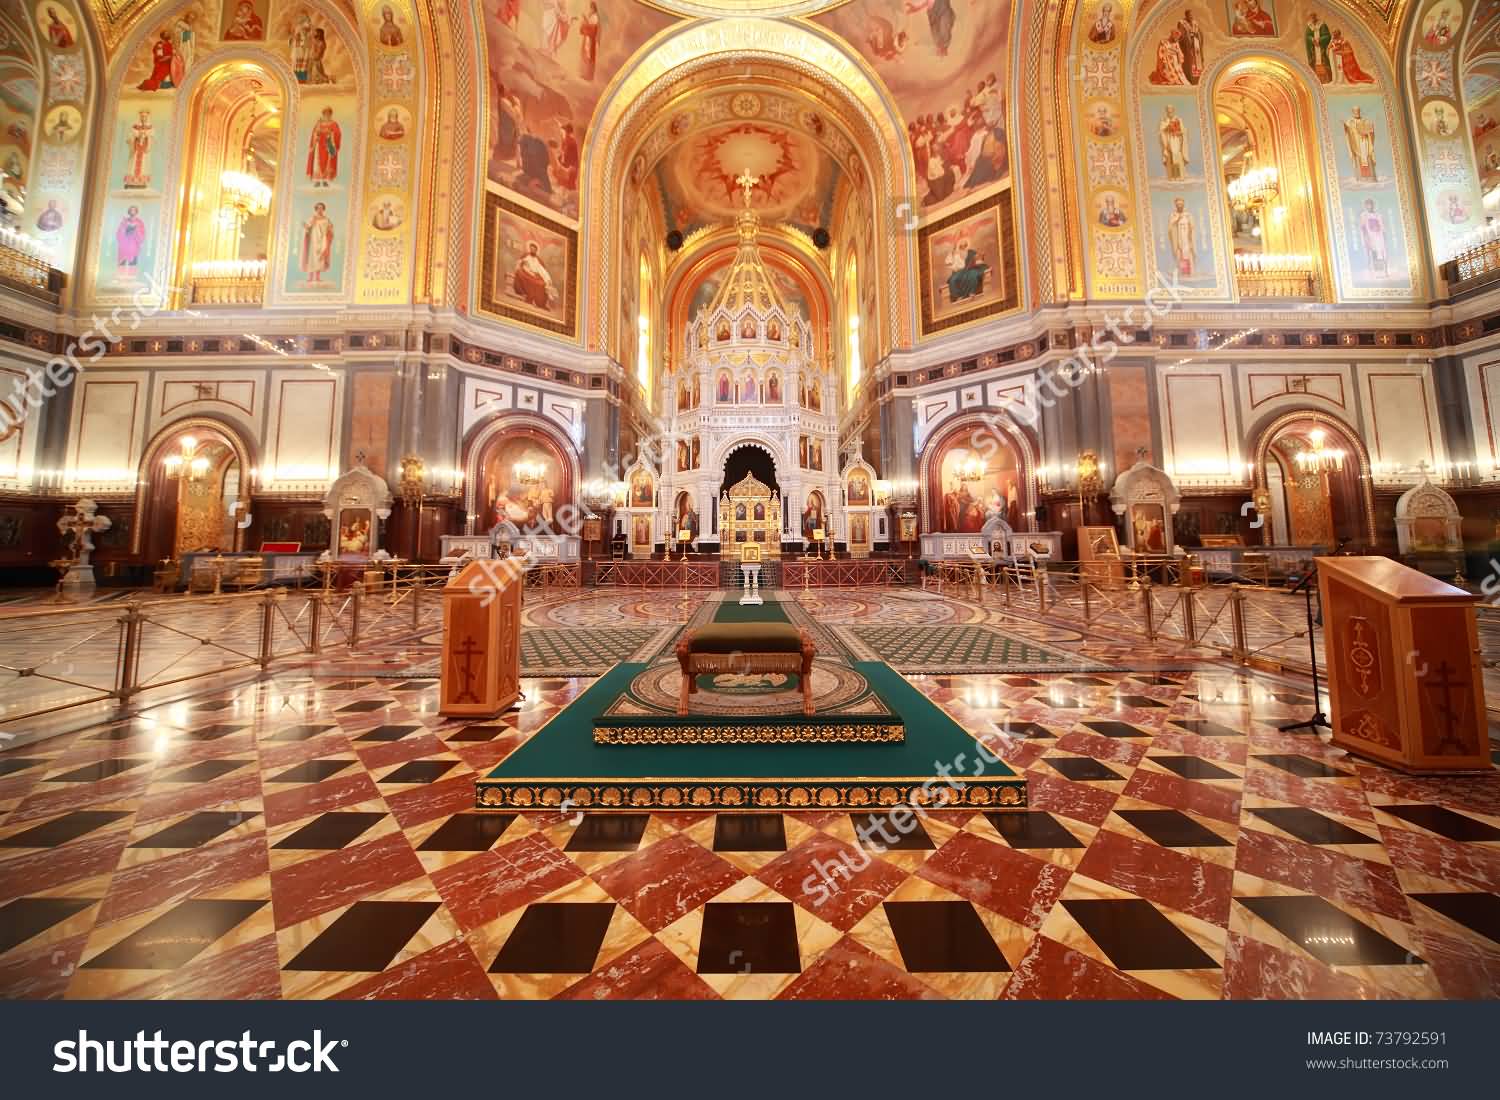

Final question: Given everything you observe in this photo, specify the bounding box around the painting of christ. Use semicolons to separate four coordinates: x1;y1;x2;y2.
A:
484;195;577;335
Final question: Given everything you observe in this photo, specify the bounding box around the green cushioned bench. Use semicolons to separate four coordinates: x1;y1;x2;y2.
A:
675;622;816;717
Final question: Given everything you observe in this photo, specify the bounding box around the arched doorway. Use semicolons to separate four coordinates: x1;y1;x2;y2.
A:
918;414;1035;534
721;443;779;497
137;419;254;564
461;416;579;536
1256;414;1373;549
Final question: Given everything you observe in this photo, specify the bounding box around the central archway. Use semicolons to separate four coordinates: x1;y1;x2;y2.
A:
721;442;779;497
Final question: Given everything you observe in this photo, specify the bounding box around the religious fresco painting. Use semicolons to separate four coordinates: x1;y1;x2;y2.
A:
1149;189;1217;288
485;0;677;221
916;190;1015;334
283;97;356;295
937;444;1020;533
1147;96;1203;185
480;192;578;336
815;0;1012;214
1328;92;1412;293
221;0;269;41
1228;0;1278;35
95;95;175;294
271;4;356;89
123;2;214;91
481;437;563;531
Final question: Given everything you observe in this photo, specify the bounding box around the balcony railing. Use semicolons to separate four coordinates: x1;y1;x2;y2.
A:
0;229;64;304
190;259;266;306
1233;254;1319;300
1440;236;1500;293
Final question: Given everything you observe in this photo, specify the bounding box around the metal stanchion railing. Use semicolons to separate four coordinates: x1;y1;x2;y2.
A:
258;591;276;669
1037;564;1050;613
349;587;362;651
115;600;144;706
1230;585;1249;664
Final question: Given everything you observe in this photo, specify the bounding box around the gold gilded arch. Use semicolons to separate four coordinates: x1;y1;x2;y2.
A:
580;17;914;356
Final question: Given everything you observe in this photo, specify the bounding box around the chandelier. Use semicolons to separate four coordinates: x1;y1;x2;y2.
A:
957;456;987;484
1228;165;1279;210
163;436;210;481
1294;428;1346;475
513;460;547;487
219;169;271;231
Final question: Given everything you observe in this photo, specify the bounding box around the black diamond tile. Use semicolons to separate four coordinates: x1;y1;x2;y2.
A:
1037;696;1088;709
195;700;237;712
714;814;787;852
1253;754;1352;780
84;899;267;970
489;902;616;973
1248;808;1374;846
1236;896;1419;967
1169;718;1245;738
131;811;257;849
1271;693;1315;706
267;759;355;785
419;813;516;852
0;810;132;849
264;724;338;742
284;901;440;972
1003;677;1043;687
379;760;457;785
446;724;511;742
389;680;435;691
698;902;801;974
1380;804;1500;843
1132;675;1186;686
274;812;387;850
325;681;372;692
90;723;156;741
48;758;150;783
184;724;248;741
0;897;99;955
1113;695;1168;709
852;812;935;851
1002;722;1057;740
1062;899;1220;970
355;724;421;743
1044;757;1126;783
338;700;390;713
160;759;253;784
1115;809;1231;848
0;757;47;777
1150;756;1239;781
884;900;1010;972
1411;893;1500;945
565;814;650;852
1083;721;1150;739
1068;676;1113;686
985;811;1084;849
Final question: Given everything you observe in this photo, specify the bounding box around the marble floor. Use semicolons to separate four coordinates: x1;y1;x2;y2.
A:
0;587;1497;1000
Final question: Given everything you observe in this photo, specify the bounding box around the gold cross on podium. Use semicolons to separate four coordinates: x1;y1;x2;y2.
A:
736;170;761;207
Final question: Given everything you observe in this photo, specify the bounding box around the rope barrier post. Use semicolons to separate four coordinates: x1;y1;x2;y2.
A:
412;570;422;628
1142;577;1157;642
350;586;362;652
1230;584;1249;664
114;599;144;707
1082;578;1093;623
1037;563;1049;613
308;592;323;655
1182;587;1198;644
257;590;276;669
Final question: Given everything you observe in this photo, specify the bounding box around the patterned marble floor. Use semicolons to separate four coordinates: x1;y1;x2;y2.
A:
0;587;1497;1000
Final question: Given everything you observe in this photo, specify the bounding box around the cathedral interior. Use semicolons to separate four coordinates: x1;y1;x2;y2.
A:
0;0;1499;1007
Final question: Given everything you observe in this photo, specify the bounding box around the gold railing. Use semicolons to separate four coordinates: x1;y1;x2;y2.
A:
0;237;62;302
1234;266;1319;300
190;274;266;306
1442;237;1500;291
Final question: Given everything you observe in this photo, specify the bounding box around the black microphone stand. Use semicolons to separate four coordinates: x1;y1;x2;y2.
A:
1280;560;1331;734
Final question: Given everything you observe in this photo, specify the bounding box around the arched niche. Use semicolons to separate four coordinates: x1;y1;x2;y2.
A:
1251;409;1376;549
917;411;1037;535
134;415;257;563
461;413;579;536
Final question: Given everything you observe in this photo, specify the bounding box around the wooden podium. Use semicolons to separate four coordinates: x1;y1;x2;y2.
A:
1317;557;1490;773
439;560;522;718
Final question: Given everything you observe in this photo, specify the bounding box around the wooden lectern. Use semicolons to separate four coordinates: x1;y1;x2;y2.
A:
1317;557;1490;773
439;559;522;718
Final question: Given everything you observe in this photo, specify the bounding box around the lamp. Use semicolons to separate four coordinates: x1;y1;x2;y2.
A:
218;169;271;232
513;460;547;488
163;436;210;482
957;455;987;484
1227;165;1280;211
1294;428;1347;475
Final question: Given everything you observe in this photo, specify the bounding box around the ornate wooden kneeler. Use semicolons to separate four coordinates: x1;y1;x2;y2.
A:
1317;557;1491;774
440;560;522;718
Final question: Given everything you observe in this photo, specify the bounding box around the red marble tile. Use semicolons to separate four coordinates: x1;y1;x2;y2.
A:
262;770;382;828
1149;728;1248;766
6;770;155;826
451;737;523;774
755;832;907;932
1001;934;1174;1001
648;811;716;832
1022;772;1118;827
1222;932;1399;1001
334;936;498;1001
353;733;451;771
1382;826;1500;893
135;773;262;825
429;833;583;932
0;828;130;905
1244;765;1372;821
0;930;88;999
1124;768;1241;824
1359;769;1500;820
113;933;282;1001
593;834;744;933
557;937;719;1001
1415;927;1500;1000
270;832;426;929
779;935;940;1000
383;773;479;829
1077;828;1233;925
1236;828;1411;922
99;833;269;924
1054;731;1148;768
918;830;1070;929
256;731;353;771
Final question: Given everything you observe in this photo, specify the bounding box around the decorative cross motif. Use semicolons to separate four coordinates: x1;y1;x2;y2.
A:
735;170;761;207
1424;661;1472;756
1288;374;1313;393
450;636;482;704
193;381;216;400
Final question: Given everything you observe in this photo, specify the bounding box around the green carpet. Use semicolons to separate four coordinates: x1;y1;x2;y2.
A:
835;624;1117;674
476;660;1026;812
711;599;791;624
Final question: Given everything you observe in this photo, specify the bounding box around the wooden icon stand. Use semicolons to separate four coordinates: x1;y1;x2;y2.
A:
440;559;522;718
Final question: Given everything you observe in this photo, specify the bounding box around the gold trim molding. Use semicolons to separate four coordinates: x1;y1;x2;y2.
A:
593;722;906;745
475;776;1027;811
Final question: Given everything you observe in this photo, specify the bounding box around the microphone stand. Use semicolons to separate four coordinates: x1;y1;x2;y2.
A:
1280;560;1331;734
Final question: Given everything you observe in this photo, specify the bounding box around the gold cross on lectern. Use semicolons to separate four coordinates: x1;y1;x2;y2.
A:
736;170;760;207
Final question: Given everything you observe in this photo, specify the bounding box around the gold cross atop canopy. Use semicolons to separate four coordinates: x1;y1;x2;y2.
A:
736;170;760;207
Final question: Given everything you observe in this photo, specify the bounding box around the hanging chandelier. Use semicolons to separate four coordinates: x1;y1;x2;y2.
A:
163;436;211;481
1228;165;1280;210
219;169;272;229
1294;428;1346;475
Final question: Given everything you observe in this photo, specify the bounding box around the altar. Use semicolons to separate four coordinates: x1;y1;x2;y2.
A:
719;473;782;562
